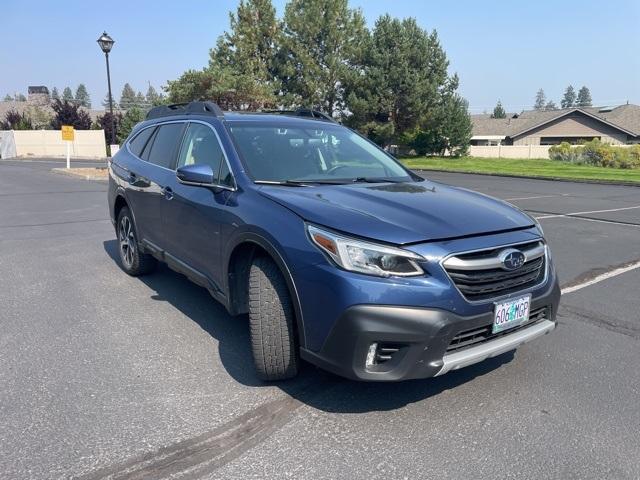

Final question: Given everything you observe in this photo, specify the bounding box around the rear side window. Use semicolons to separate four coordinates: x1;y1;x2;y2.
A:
146;123;185;169
128;127;155;158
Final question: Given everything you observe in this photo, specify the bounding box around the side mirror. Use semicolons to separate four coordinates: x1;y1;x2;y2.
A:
176;164;215;186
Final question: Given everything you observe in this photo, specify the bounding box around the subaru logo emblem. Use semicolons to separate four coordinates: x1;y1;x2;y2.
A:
499;248;526;271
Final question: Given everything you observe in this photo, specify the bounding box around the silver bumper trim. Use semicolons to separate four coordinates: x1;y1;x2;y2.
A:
435;319;555;376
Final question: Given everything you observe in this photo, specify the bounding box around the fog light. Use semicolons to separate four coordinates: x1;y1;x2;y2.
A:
366;342;378;368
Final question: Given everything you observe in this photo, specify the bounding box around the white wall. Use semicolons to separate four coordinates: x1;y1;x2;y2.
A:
469;145;551;159
0;130;107;159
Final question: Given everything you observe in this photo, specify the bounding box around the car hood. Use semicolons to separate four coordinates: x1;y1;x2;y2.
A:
257;181;535;245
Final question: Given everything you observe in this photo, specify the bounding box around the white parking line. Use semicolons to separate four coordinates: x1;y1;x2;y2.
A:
554;216;640;228
561;260;640;294
504;194;570;201
535;205;640;220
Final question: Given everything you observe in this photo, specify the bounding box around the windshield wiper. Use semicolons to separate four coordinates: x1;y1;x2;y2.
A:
351;177;405;184
254;179;348;186
254;180;310;187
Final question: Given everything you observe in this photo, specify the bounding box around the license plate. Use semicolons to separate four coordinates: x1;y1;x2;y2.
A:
493;295;531;334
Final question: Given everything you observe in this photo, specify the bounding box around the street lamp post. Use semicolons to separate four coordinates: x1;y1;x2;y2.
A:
97;31;115;146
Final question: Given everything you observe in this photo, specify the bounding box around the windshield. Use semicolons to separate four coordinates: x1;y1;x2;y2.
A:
227;122;415;184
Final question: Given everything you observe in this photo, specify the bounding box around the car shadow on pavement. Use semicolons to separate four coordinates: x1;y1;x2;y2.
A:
103;239;515;413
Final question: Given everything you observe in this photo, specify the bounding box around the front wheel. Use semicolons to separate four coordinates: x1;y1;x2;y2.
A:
116;207;156;276
248;256;299;380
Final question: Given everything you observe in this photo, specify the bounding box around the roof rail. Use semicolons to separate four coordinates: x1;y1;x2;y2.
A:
146;101;225;120
263;108;337;123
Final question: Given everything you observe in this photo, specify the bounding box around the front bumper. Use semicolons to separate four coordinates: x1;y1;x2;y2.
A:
300;277;560;381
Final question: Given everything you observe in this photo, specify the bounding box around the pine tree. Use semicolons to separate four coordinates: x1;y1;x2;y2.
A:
135;91;146;107
119;83;137;109
145;85;163;106
101;93;118;110
75;84;91;108
561;85;576;108
576;86;592;107
491;100;506;119
544;100;557;111
62;87;74;102
279;0;368;116
51;87;60;100
211;0;281;108
534;89;546;110
345;15;453;141
3;94;13;101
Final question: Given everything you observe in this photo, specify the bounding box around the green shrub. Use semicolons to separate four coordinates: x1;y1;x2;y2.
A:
549;139;640;169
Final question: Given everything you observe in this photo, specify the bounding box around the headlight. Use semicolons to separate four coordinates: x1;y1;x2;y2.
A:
307;225;425;277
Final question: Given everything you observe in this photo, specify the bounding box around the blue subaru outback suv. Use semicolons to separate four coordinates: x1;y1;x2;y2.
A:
108;101;560;381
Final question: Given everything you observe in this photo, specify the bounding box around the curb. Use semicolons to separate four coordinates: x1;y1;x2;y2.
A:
410;168;640;187
51;167;108;181
1;157;108;163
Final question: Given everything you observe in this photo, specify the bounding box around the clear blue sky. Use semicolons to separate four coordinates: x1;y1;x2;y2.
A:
1;0;638;113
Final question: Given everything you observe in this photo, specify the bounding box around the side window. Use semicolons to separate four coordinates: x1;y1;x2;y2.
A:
146;123;185;169
177;123;233;185
128;127;155;158
177;123;225;177
219;159;234;187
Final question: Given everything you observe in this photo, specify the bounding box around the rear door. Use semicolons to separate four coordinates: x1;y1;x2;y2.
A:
161;121;235;291
125;122;185;250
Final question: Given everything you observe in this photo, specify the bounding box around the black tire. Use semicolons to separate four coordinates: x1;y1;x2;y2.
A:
116;207;157;276
248;256;298;380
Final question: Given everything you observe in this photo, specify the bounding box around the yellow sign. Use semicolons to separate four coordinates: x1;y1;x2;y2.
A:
61;125;75;141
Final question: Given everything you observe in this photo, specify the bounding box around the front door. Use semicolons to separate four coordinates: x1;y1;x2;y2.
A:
161;122;232;291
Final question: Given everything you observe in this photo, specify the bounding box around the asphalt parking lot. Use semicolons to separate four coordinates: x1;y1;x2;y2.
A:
1;158;639;480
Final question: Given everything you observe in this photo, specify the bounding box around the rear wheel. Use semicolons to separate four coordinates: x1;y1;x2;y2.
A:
248;256;298;380
116;207;156;276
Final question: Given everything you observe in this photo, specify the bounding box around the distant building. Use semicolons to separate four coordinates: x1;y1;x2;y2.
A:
471;104;640;146
27;86;50;106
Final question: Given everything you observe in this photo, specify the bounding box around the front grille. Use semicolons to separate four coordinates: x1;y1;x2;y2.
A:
443;241;547;302
446;306;549;354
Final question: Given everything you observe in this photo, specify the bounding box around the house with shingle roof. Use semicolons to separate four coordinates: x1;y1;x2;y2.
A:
471;104;640;146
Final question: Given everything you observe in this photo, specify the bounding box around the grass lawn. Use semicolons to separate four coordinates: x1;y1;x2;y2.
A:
400;157;640;184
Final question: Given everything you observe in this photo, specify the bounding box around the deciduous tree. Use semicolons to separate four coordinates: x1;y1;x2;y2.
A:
51;87;60;101
96;111;123;144
50;99;92;129
0;109;33;130
117;106;146;143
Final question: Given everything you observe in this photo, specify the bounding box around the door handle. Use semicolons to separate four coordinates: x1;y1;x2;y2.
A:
162;186;174;200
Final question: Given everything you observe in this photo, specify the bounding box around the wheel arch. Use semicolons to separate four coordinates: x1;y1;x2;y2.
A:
225;232;307;349
113;193;129;222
